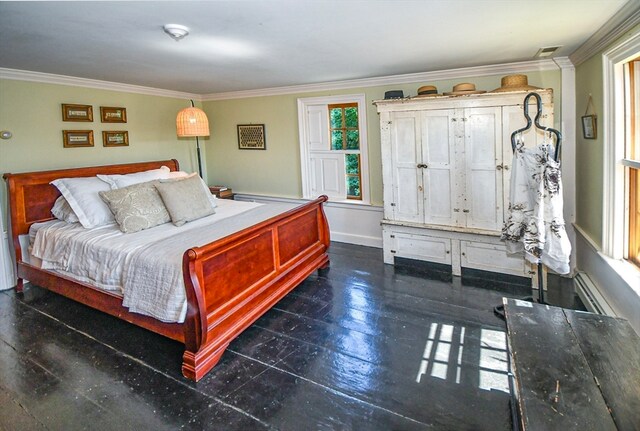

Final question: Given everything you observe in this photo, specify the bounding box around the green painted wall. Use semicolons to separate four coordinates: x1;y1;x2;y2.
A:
575;54;605;248
0;79;203;225
0;69;561;226
203;70;561;206
574;23;640;248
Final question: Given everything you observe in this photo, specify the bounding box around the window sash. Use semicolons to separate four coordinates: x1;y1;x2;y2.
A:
297;94;370;204
329;103;359;151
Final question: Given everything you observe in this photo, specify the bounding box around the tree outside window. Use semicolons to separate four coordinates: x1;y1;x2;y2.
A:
329;103;362;200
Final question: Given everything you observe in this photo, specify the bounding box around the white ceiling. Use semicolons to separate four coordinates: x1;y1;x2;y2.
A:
0;0;631;95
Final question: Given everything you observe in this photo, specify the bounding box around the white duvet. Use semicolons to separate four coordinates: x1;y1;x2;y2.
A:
30;199;299;323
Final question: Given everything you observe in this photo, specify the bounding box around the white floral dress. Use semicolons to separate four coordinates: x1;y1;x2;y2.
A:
501;140;571;274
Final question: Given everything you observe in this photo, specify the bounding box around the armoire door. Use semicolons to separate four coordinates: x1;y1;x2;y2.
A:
420;109;457;226
389;111;423;223
463;107;503;231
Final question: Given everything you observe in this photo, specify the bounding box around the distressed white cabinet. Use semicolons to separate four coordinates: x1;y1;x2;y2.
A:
376;90;553;279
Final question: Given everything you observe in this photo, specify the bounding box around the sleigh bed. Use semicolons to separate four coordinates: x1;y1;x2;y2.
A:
3;159;330;381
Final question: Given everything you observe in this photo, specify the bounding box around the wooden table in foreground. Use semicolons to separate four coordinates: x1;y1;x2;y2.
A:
504;298;640;431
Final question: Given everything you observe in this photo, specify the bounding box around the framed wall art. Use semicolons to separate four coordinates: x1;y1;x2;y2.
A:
63;130;94;148
62;104;93;122
581;115;597;140
581;94;597;140
100;106;127;123
102;131;129;147
237;124;266;150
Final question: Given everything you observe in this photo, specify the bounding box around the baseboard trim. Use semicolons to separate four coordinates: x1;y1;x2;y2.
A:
573;224;640;334
574;271;616;316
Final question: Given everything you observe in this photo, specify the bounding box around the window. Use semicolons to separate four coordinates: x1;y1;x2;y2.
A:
625;59;640;266
329;103;361;200
297;94;369;203
603;32;640;270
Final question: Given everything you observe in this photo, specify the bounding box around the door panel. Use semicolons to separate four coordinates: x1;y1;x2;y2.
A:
464;107;502;231
421;110;456;226
310;152;345;199
390;112;423;222
307;105;329;152
394;232;452;264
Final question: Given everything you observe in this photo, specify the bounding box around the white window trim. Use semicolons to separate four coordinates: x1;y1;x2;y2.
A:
602;31;640;259
297;94;370;205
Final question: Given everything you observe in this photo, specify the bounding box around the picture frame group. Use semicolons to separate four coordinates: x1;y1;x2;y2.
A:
61;103;129;148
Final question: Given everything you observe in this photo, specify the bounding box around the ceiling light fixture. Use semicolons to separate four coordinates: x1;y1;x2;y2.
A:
163;24;190;41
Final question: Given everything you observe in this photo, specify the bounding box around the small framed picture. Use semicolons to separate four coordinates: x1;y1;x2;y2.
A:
62;104;93;122
237;124;266;150
100;106;127;123
102;131;129;147
581;115;597;139
63;130;94;148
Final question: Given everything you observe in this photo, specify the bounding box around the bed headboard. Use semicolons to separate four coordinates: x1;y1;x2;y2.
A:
3;159;180;265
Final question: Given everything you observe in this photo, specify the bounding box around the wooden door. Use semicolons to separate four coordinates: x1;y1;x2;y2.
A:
389;111;423;223
420;109;457;226
463;107;503;231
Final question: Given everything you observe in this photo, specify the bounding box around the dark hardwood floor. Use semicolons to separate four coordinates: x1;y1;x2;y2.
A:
0;243;584;430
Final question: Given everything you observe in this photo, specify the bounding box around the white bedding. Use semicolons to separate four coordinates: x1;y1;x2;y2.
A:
30;199;299;323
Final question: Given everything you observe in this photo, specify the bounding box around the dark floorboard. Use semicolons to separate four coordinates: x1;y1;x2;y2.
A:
0;242;584;430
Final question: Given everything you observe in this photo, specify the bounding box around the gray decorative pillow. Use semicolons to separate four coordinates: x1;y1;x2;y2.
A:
99;180;171;233
155;174;216;226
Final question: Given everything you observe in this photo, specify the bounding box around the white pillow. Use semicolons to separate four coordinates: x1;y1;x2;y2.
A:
165;170;190;179
97;166;171;189
51;196;79;224
51;176;114;228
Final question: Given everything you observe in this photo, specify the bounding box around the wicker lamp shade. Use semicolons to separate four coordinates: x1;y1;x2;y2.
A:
176;107;210;137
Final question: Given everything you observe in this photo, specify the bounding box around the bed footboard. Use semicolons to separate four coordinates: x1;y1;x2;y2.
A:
181;196;330;381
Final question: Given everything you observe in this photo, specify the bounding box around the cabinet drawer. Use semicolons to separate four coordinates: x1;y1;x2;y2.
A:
391;232;452;265
460;240;527;276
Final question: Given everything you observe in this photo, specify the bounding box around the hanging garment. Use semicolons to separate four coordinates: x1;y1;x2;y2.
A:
501;139;571;274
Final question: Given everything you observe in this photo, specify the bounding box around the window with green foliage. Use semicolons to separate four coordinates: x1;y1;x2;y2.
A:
329;103;362;200
345;154;361;199
329;103;359;150
298;94;369;204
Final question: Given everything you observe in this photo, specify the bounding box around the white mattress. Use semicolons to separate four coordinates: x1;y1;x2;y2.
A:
29;199;299;323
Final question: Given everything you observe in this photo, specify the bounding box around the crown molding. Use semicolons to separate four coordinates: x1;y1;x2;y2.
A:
553;56;575;70
0;58;559;102
569;0;640;66
202;59;559;101
0;68;202;100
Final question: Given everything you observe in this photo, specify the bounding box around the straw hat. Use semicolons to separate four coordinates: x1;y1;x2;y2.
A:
490;74;541;93
415;85;439;97
443;82;486;96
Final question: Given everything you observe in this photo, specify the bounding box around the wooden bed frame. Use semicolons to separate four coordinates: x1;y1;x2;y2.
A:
3;159;330;381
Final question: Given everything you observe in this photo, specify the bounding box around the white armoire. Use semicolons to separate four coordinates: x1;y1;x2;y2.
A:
375;90;553;282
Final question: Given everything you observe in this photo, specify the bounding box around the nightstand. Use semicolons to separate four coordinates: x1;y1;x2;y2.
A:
209;187;235;200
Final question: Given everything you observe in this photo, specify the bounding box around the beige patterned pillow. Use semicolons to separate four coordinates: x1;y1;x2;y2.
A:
156;174;216;226
99;180;170;233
